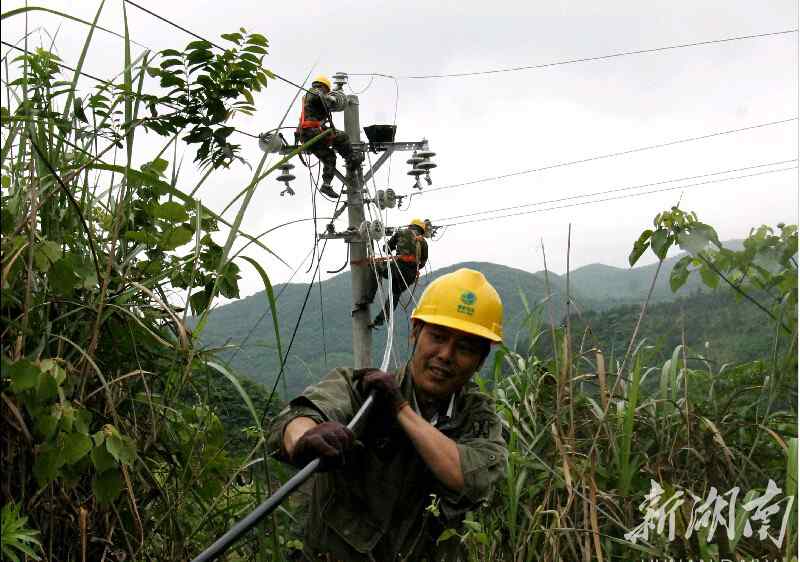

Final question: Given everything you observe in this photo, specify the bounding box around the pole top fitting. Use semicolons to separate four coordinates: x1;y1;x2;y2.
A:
332;72;348;90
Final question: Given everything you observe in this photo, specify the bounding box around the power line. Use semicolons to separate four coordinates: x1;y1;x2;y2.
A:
438;166;797;228
122;0;312;95
352;29;797;80
432;159;798;223
414;118;798;197
1;39;113;85
1;40;267;143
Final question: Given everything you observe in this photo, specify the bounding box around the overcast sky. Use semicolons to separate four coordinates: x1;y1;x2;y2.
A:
3;1;798;300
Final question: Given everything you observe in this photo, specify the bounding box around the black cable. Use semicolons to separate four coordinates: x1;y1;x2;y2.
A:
2;40;111;85
414;118;798;197
122;0;313;95
353;29;798;79
438;165;798;228
2;40;262;140
224;246;315;367
431;159;798;223
305;163;321;274
258;233;334;429
318;266;328;372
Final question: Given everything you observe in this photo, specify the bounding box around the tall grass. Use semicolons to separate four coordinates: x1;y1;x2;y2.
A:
462;221;798;561
0;6;314;561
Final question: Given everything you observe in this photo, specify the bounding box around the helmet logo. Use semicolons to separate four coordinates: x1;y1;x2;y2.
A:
457;291;476;316
460;291;476;305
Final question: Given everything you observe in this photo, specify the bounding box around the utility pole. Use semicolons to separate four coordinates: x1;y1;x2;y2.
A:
271;71;432;370
342;92;372;369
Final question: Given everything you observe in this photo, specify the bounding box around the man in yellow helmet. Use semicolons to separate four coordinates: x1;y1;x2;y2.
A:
367;217;429;328
268;268;507;561
297;75;362;199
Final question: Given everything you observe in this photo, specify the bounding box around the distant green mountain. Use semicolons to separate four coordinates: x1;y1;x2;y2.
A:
198;261;575;397
199;240;749;397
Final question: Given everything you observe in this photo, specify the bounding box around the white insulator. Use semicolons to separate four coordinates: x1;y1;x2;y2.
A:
376;189;386;209
384;188;397;209
369;220;384;240
327;90;347;112
258;133;285;153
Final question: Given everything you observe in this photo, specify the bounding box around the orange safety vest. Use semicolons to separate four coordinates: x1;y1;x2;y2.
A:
298;101;323;130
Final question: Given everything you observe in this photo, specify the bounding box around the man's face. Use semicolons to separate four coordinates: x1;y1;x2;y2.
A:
410;322;487;400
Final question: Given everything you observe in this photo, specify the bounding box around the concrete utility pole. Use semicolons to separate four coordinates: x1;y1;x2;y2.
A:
342;93;372;369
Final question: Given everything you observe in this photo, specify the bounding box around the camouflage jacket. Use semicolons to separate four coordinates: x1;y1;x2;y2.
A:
300;86;331;125
267;364;507;561
388;228;428;267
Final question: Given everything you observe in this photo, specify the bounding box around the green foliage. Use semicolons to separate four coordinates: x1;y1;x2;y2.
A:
0;10;284;561
142;29;273;168
1;503;42;562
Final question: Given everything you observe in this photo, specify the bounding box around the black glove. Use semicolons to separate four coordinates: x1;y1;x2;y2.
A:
292;421;354;471
353;369;407;413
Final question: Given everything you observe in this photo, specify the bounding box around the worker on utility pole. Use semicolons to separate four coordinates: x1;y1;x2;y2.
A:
267;268;507;561
297;75;362;199
367;218;430;328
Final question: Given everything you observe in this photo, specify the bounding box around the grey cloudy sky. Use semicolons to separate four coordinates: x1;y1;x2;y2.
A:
3;1;798;299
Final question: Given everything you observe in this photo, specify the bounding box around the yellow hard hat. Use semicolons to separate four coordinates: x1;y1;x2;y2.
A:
312;75;332;91
411;268;503;343
409;218;426;231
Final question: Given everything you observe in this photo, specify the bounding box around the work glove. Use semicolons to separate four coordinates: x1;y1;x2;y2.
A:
353;369;408;414
291;421;354;472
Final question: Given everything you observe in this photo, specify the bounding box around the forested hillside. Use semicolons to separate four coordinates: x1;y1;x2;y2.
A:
199;245;748;397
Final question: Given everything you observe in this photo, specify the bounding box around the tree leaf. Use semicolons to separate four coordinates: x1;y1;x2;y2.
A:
669;255;693;292
650;228;671;261
9;359;41;393
153;201;189;222
159;225;193;250
48;259;79;294
676;229;710;256
189;289;210;315
629;229;652;267
106;433;136;466
33;448;64;486
698;264;719;289
61;432;92;465
92;470;123;504
91;444;117;473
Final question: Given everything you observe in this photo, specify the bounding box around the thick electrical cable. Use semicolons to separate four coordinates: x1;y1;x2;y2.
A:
353;29;797;79
364;151;396;370
432;159;797;223
318;265;328;372
438;165;797;228
414;118;797;197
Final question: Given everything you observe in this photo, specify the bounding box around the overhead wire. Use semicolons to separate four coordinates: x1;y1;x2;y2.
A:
122;0;314;95
431;159;798;223
437;165;798;228
413;118;798;197
352;29;797;79
363;151;397;370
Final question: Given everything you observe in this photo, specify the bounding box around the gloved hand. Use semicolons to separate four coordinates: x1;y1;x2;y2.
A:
291;421;354;471
353;369;408;414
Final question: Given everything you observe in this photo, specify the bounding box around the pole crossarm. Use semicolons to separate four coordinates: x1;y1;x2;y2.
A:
363;146;395;183
355;140;428;152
